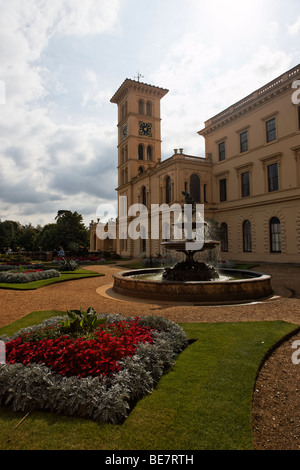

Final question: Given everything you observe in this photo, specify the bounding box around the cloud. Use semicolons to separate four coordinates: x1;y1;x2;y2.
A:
0;1;121;226
288;15;300;36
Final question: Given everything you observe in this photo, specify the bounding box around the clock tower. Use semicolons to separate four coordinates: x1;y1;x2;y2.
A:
110;78;168;189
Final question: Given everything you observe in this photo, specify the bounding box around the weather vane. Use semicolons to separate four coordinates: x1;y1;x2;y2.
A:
134;70;144;82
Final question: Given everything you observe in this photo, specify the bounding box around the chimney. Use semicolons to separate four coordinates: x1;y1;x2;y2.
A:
174;149;178;154
179;148;183;154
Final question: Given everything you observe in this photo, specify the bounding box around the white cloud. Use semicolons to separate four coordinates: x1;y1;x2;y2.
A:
288;15;300;36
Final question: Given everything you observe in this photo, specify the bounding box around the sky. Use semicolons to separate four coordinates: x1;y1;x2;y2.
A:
0;0;299;228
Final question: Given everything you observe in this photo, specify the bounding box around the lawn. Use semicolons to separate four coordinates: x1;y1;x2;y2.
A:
0;269;103;290
0;310;297;450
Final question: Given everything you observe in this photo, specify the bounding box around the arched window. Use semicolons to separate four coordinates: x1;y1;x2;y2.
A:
138;99;144;114
270;217;281;253
138;166;144;174
146;101;152;115
220;222;228;252
190;174;200;202
138;144;144;160
147;145;152;161
141;186;147;206
165;176;171;203
243;220;252;252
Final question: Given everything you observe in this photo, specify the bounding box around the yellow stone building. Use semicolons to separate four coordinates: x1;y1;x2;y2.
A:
90;64;300;264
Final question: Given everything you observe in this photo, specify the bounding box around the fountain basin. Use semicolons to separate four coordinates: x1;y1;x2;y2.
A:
112;268;273;304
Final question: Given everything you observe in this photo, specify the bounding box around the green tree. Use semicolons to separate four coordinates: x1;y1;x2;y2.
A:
55;210;89;251
0;220;21;251
33;223;59;251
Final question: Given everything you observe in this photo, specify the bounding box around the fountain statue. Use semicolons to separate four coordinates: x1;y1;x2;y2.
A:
161;190;219;281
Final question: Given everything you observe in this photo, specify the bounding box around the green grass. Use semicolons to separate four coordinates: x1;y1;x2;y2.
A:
0;269;104;290
0;311;298;450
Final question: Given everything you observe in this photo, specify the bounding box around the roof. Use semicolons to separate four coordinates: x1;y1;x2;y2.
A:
110;78;169;103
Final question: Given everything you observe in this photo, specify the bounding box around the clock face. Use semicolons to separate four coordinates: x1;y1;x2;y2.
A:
122;123;128;139
139;121;152;137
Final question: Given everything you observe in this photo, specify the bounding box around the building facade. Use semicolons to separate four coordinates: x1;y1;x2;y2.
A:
90;64;300;264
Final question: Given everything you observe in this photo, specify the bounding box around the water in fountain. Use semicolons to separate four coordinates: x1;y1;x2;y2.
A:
161;194;220;282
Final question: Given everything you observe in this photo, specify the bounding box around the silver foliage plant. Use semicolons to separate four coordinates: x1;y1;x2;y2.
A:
0;269;60;283
0;314;188;423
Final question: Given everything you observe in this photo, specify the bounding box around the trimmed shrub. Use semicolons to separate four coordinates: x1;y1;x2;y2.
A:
0;269;60;284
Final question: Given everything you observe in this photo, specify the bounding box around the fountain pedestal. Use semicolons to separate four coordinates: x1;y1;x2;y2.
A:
161;240;220;282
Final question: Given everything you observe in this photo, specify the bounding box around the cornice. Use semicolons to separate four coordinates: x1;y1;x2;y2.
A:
111;79;169;104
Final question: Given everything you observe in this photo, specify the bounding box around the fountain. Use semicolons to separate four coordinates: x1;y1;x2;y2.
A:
112;192;273;305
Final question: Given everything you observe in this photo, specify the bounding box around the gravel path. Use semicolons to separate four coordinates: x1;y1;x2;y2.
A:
0;261;300;450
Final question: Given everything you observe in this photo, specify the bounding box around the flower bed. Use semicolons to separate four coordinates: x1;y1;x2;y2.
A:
0;263;45;271
0;313;188;423
0;269;60;284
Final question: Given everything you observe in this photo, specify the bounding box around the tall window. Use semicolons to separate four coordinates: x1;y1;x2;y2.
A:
190;174;200;202
147;145;152;161
203;184;207;203
146;101;152;116
219;178;227;202
138;144;144;160
240;131;248;152
241;171;250;197
141;186;147;206
298;106;300;130
243;220;252;252
266;118;276;142
220;223;228;252
268;163;279;192
219;141;226;161
138;99;144;114
270;217;281;253
166;176;171;203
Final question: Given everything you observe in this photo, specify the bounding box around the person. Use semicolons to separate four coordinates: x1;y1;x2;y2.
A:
58;247;65;257
6;247;12;254
52;249;58;258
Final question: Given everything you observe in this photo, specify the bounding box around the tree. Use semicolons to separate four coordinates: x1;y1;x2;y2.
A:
0;220;21;251
55;210;89;251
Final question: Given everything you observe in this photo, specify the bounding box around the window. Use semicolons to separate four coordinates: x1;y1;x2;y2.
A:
267;163;279;192
141;186;147;206
219;178;227;202
270;217;281;253
240;131;248;152
218;141;226;161
147;146;152;161
138;144;144;160
203;184;207;203
241;171;250;197
298;106;300;130
220;223;228;252
138;99;144;114
243;220;252;252
266;118;276;142
190;174;200;202
166;176;171;203
146;101;152;116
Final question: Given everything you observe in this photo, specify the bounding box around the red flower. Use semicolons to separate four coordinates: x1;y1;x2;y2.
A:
5;319;154;378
